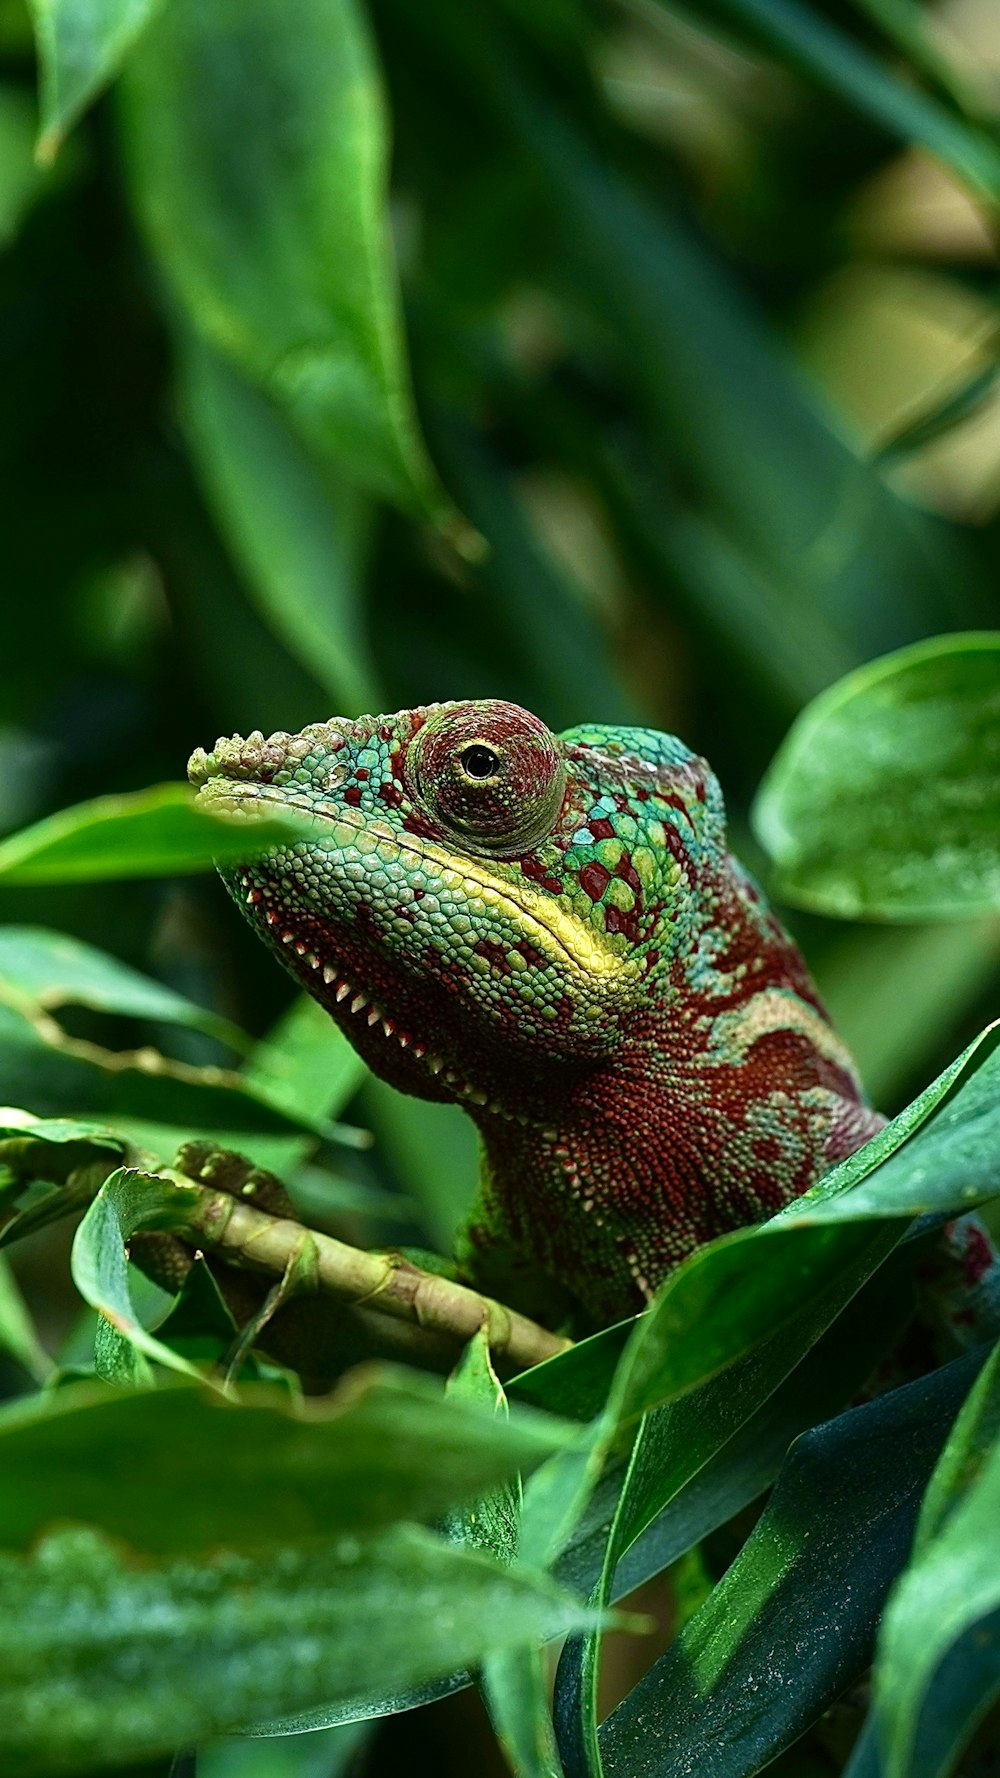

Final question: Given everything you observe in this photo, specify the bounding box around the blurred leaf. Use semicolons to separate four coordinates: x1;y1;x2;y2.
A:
0;782;317;885
873;343;1000;466
0;1366;577;1554
361;1077;477;1252
0;1520;604;1776
0;1252;52;1382
872;1341;1000;1778
0;923;250;1054
814;919;999;1109
0;994;334;1142
754;633;1000;919
239;991;371;1181
197;1721;371;1778
0;87;45;244
425;408;636;731
245;993;368;1129
596;1348;985;1778
180;335;383;715
505;74;983;683
121;0;450;519
670;0;1000;203
28;0;165;165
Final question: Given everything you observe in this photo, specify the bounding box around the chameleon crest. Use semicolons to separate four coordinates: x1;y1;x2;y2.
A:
190;700;881;1323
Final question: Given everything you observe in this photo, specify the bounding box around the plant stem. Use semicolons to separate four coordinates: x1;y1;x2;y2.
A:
162;1168;572;1372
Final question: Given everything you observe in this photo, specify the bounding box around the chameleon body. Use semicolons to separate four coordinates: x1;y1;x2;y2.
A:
189;700;885;1326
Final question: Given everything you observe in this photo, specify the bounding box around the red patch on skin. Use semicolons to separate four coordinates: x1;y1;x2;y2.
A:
604;903;638;939
344;787;362;807
516;939;545;969
355;768;369;782
475;940;513;976
961;1223;994;1286
402;810;439;839
589;816;615;841
379;781;403;808
519;856;564;895
752;1135;783;1163
580;862;611;902
614;856;642;896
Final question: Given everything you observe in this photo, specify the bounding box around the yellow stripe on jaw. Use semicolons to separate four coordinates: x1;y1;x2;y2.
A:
202;779;636;992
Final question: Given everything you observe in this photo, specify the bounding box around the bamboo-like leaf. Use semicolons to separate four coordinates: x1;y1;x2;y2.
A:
597;1351;985;1778
872;1342;1000;1778
0;782;316;885
121;0;451;519
28;0;165;163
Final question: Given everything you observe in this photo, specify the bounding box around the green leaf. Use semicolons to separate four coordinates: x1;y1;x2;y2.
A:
753;633;1000;919
872;1343;1000;1778
0;924;250;1054
513;1022;1000;1579
914;1337;1000;1552
0;1252;53;1382
0;781;317;885
362;1077;477;1252
873;347;1000;467
198;1722;371;1778
121;0;450;519
666;0;1000;204
0;995;333;1146
0;87;47;244
501;69;982;694
0;1521;603;1776
70;1169;206;1382
28;0;165;164
0;1367;577;1555
245;993;368;1129
180;335;383;715
596;1349;985;1778
446;1332;568;1778
552;1238;921;1775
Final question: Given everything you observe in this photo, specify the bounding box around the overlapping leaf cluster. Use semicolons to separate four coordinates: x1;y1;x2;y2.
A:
0;1;998;1776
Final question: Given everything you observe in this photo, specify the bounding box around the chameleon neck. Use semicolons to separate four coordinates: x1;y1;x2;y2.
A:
465;855;883;1323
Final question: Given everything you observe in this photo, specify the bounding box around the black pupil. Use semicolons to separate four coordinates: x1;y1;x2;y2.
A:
462;744;500;780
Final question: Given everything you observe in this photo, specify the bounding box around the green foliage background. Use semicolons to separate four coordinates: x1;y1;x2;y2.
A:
0;0;997;1775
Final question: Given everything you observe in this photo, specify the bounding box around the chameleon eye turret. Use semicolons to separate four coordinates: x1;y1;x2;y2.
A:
190;700;883;1323
408;700;567;857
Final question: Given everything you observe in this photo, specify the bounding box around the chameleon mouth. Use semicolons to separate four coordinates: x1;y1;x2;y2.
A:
196;778;636;1000
233;865;526;1126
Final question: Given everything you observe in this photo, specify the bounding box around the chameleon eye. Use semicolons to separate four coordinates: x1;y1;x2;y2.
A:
410;701;566;856
460;743;501;781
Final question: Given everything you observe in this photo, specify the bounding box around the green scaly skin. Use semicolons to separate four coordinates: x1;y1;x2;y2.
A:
188;699;900;1328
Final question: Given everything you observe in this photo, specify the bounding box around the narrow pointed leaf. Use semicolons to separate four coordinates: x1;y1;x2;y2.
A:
121;0;450;519
28;0;165;163
598;1351;985;1778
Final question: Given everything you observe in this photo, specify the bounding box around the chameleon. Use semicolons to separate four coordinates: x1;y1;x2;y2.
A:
186;697;912;1330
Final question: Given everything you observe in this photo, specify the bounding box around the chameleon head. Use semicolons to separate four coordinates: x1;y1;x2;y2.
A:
188;700;723;1116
